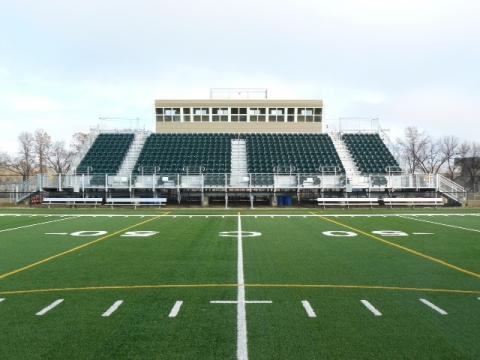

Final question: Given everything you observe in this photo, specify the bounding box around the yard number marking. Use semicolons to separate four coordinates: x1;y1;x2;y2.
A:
219;231;261;238
71;231;108;237
46;231;159;237
121;231;158;237
322;231;357;237
372;230;408;237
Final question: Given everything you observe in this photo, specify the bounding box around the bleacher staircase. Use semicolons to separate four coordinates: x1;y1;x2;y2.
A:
118;130;149;177
230;139;248;186
329;133;364;187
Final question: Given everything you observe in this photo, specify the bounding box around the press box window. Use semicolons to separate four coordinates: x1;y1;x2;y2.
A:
212;108;228;122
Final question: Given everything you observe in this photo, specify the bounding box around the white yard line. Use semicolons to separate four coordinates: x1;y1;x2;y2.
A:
0;298;5;303
360;300;382;316
102;300;123;317
168;301;183;318
419;298;448;315
0;213;480;218
210;300;272;304
0;217;75;234
36;299;64;316
400;215;480;234
237;213;248;360
301;300;317;318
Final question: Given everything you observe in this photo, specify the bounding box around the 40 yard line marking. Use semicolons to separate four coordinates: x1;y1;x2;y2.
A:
0;212;170;280
310;212;480;280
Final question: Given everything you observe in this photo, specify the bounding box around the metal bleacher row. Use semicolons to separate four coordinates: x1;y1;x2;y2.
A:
75;132;400;176
342;133;401;174
245;134;343;173
134;134;232;174
76;133;134;174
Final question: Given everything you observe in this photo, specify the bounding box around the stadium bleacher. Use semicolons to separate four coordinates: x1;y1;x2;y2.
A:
131;133;344;178
245;134;344;173
73;132;401;181
76;133;134;174
342;133;401;174
133;134;233;174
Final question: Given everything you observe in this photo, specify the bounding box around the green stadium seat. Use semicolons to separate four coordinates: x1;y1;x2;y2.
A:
77;133;134;175
342;133;401;175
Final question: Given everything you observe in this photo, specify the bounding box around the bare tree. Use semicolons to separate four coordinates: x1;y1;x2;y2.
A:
440;136;461;180
47;141;73;174
71;132;89;154
397;126;430;173
464;143;480;191
1;132;36;181
34;129;52;174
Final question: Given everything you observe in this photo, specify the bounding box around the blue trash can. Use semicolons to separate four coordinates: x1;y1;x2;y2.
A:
285;196;293;206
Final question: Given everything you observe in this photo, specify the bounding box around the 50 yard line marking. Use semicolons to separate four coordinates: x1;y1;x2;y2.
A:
0;212;170;281
237;213;248;360
310;212;480;280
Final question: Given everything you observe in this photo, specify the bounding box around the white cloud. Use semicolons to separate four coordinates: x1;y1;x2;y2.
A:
6;95;64;112
0;0;479;152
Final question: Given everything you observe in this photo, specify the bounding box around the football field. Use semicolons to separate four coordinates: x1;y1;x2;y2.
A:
0;209;479;359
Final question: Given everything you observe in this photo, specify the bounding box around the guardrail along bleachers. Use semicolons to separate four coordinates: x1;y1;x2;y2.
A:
76;133;134;175
134;134;233;174
245;134;344;173
342;133;401;174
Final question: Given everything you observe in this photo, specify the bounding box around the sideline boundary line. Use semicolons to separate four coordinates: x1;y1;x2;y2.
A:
0;213;480;218
0;212;170;281
310;212;480;280
400;215;480;233
0;283;479;296
0;216;77;234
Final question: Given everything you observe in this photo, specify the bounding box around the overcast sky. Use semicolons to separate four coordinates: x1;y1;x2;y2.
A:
0;0;479;152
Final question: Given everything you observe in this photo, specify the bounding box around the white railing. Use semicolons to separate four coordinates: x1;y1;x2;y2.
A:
7;173;466;205
436;174;467;204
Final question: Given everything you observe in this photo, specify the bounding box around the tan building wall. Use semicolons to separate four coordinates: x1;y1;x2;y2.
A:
155;99;323;108
155;122;323;134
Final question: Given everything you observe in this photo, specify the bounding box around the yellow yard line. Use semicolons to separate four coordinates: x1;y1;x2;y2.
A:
0;212;170;281
0;283;478;296
310;212;480;280
246;284;480;295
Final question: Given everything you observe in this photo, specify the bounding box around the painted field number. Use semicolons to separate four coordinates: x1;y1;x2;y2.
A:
121;231;158;237
65;231;158;237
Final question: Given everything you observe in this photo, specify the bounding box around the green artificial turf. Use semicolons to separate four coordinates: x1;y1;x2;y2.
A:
0;210;479;359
